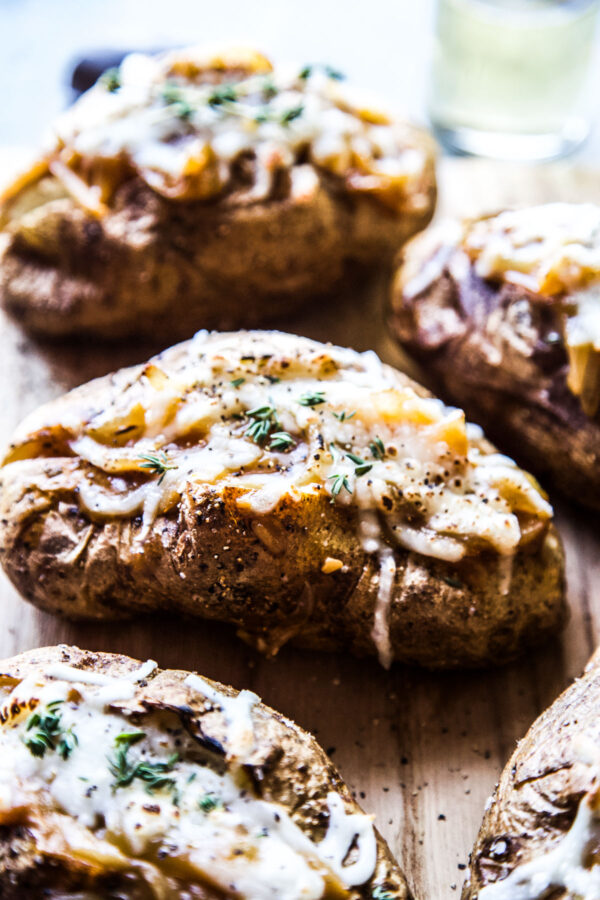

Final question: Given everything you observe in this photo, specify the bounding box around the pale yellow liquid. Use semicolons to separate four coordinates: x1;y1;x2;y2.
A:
430;0;598;137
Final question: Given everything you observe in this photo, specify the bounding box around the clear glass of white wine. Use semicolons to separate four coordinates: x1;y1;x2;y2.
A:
428;0;600;159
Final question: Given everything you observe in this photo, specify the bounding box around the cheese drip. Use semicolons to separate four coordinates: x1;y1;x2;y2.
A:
0;666;378;898
43;46;430;211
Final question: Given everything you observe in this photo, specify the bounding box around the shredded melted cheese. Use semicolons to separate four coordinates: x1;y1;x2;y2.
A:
461;204;600;415
4;330;551;557
0;661;377;898
39;45;431;212
478;788;600;900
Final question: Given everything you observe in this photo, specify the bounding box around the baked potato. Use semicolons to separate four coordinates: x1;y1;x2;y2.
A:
0;46;436;340
0;642;411;899
463;645;600;899
0;330;565;669
390;203;600;508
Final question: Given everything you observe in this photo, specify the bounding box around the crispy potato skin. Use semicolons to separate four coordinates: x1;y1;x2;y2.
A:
0;149;435;340
462;649;600;899
389;232;600;509
0;644;411;899
0;336;566;669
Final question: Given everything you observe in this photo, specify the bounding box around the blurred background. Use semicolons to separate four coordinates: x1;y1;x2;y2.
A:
2;0;599;162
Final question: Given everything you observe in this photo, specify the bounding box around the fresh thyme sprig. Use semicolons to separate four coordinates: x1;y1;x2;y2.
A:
327;444;374;503
329;472;352;498
346;451;373;477
139;451;176;484
299;391;326;407
108;733;178;794
269;431;295;451
333;410;356;422
24;700;78;760
245;404;278;445
245;405;295;452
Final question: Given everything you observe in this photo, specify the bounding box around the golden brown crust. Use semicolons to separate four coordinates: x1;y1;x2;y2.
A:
0;334;566;669
0;643;412;899
462;650;600;899
0;146;435;340
389;227;600;509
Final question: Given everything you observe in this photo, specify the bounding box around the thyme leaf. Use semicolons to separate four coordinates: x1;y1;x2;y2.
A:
299;390;326;407
333;410;356;422
139;451;176;484
24;701;77;760
245;404;277;445
207;84;239;107
198;792;223;813
329;472;352;499
280;105;304;125
269;431;296;451
369;437;386;460
108;736;178;794
346;451;373;477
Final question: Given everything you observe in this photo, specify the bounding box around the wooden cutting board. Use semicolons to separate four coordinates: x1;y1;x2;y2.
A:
0;155;599;900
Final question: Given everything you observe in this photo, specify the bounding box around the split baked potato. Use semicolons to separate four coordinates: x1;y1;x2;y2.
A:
0;643;411;899
0;46;436;340
0;330;565;668
390;203;600;508
463;645;600;899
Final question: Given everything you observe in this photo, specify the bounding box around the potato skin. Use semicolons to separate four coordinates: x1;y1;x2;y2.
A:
389;231;600;509
462;648;600;899
0;335;566;669
0;643;411;898
0;144;435;340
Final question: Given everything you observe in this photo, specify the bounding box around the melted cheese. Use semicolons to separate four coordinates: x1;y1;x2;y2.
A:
478;791;600;900
463;204;600;298
184;673;259;763
371;549;397;670
3;331;554;664
462;204;600;414
0;665;377;898
42;46;430;211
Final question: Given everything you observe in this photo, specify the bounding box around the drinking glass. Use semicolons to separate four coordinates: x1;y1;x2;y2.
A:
428;0;600;160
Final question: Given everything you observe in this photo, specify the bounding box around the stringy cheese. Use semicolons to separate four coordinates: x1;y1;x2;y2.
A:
0;663;377;898
42;46;430;211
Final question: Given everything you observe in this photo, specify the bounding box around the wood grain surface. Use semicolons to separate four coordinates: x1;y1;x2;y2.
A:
0;155;598;900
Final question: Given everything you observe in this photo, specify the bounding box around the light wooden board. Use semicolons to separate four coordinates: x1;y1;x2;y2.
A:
0;155;599;899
